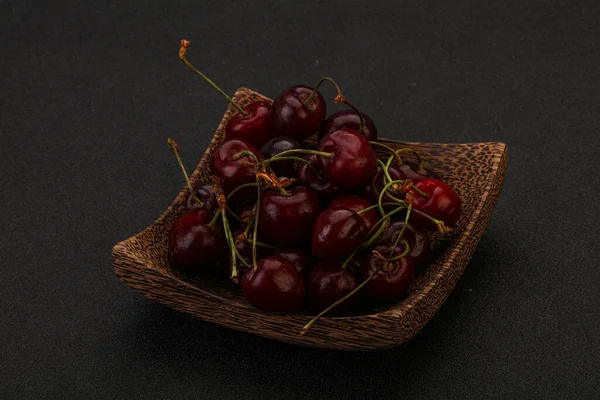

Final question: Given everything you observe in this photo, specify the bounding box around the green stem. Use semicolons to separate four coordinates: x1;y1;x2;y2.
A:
340;99;364;134
234;150;260;163
227;182;260;202
304;76;344;106
356;204;380;216
252;178;261;270
247;239;278;250
167;138;203;208
179;41;248;117
268;148;333;160
209;209;222;229
221;208;238;282
411;208;446;233
263;155;318;172
369;141;403;164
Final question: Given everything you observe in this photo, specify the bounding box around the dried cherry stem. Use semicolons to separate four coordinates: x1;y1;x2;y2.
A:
268;148;333;160
299;262;383;336
304;76;344;106
252;177;261;270
167;138;203;207
179;39;248;117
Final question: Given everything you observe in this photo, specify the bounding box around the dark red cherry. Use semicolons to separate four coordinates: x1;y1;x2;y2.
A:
317;129;378;189
378;220;432;267
271;249;311;280
223;228;267;280
319;109;378;141
312;206;367;260
296;154;342;199
184;182;219;215
168;209;224;271
260;136;302;178
211;138;263;202
328;194;378;232
411;178;461;228
399;161;442;183
258;185;321;247
362;165;408;204
225;101;273;148
241;256;304;312
360;246;415;303
305;260;358;314
270;85;326;141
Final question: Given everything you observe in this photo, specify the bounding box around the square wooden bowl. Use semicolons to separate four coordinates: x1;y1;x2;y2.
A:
112;88;508;351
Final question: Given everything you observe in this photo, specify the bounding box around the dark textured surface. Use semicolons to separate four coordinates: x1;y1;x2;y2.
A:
1;0;598;398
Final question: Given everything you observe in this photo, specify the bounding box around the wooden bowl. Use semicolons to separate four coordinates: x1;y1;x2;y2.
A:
112;88;508;351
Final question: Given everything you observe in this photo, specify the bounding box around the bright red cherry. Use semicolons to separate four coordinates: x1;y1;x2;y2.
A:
319;109;378;141
312;206;367;260
258;185;321;247
225;101;273;148
184;182;219;215
168;209;224;271
211;138;263;202
317;129;378;189
260;136;302;178
296;154;342;199
328;194;378;232
241;256;304;312
305;260;358;314
270;85;326;141
271;249;311;280
411;178;461;229
360;246;415;303
378;220;432;267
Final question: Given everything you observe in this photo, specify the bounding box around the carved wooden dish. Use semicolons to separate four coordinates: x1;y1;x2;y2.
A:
112;88;508;351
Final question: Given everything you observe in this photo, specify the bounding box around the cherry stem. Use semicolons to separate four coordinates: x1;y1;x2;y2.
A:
167;138;203;208
268;148;333;160
209;209;222;228
304;76;343;106
263;155;317;172
179;39;248;117
226;182;260;201
356;204;380;216
411;208;447;234
388;202;412;261
221;209;238;283
378;179;408;216
369;141;403;165
377;159;395;185
395;148;425;172
234;246;251;268
247;239;278;250
339;99;364;135
226;205;244;224
299;262;383;336
252;178;261;270
234;150;260;163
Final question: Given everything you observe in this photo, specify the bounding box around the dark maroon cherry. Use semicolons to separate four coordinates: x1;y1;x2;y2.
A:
305;260;358;314
270;85;326;141
258;185;321;247
168;209;224;271
319;109;378;141
223;227;267;280
399;161;442;183
296;154;342;199
317;129;378;189
225;101;272;148
260;136;302;178
329;194;378;232
411;178;461;229
362;165;408;204
241;256;304;312
212;138;263;202
360;246;415;303
271;249;311;280
312;206;367;260
378;220;432;267
185;182;219;215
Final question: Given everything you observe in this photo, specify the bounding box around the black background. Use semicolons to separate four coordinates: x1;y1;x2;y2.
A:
1;1;599;399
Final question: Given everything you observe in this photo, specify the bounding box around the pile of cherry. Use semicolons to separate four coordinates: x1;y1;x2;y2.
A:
167;40;461;335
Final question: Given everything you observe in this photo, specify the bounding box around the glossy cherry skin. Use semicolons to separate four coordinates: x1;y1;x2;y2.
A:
271;249;311;280
362;165;408;205
168;209;224;271
258;185;321;247
270;85;326;141
317;129;378;189
360;246;415;303
399;161;442;183
319;109;378;141
312;206;367;260
411;178;461;228
241;256;304;312
296;154;342;199
260;136;302;178
212;138;263;202
305;260;358;314
329;194;378;232
378;220;432;267
225;101;273;149
185;182;219;215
